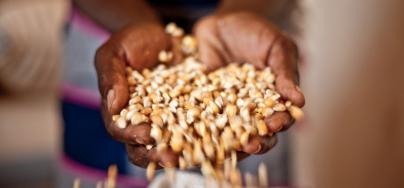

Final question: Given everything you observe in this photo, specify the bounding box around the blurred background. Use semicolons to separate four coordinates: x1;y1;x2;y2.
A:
0;0;403;188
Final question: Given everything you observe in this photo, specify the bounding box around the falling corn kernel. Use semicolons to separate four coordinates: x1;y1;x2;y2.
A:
289;105;304;121
146;162;157;180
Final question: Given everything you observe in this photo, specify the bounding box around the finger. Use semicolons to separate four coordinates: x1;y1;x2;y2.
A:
253;136;278;154
121;23;170;70
265;111;295;132
147;147;179;168
158;149;179;168
102;104;153;144
194;16;227;71
268;36;305;107
96;45;149;144
95;45;129;115
198;40;225;71
242;135;277;154
123;123;153;144
126;144;151;168
216;12;279;69
103;110;154;145
125;146;161;170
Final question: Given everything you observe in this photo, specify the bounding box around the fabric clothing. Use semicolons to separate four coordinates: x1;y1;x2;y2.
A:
61;100;127;174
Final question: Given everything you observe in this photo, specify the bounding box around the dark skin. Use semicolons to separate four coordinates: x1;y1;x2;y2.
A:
86;0;305;168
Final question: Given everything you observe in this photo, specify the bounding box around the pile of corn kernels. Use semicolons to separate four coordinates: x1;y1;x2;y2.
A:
112;23;303;185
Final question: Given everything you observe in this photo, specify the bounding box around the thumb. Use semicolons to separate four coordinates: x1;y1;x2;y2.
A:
95;45;129;115
198;39;225;71
268;37;305;107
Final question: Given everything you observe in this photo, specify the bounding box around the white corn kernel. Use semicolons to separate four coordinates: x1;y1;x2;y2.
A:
231;151;237;169
240;107;251;122
165;22;184;37
263;107;274;117
158;50;173;63
203;142;215;159
186;107;201;124
116;117;127;129
215;114;228;129
258;162;269;187
271;93;281;101
150;114;164;127
120;109;128;118
256;119;268;136
285;100;292;108
264;98;275;107
156;143;167;152
225;104;238;117
169;99;179;113
146;162;156;180
240;131;250;146
201;161;215;177
146;145;153;150
289;105;304;121
192;140;205;164
226;92;237;104
143;97;151;108
214;96;224;109
194;121;206;136
150;124;162;142
130;112;148;125
273;103;286;112
181;35;197;54
179;157;187;170
112;115;120;121
170;132;184;152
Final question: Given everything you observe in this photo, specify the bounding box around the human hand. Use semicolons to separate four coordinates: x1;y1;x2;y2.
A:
95;22;179;168
194;11;305;155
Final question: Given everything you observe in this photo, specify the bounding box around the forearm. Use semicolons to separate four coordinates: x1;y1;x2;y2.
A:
73;0;160;32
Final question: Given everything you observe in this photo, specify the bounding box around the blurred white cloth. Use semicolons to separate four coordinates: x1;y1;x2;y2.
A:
294;0;404;187
0;0;69;93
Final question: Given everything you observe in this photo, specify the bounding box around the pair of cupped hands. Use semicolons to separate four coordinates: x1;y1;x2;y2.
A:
95;11;305;168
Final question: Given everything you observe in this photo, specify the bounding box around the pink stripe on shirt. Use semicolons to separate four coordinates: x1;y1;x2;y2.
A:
62;83;101;109
70;8;110;41
62;8;110;108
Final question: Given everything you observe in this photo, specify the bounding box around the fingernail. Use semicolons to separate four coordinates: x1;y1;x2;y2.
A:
253;144;262;154
135;138;145;145
295;85;302;93
107;89;115;112
158;162;166;168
